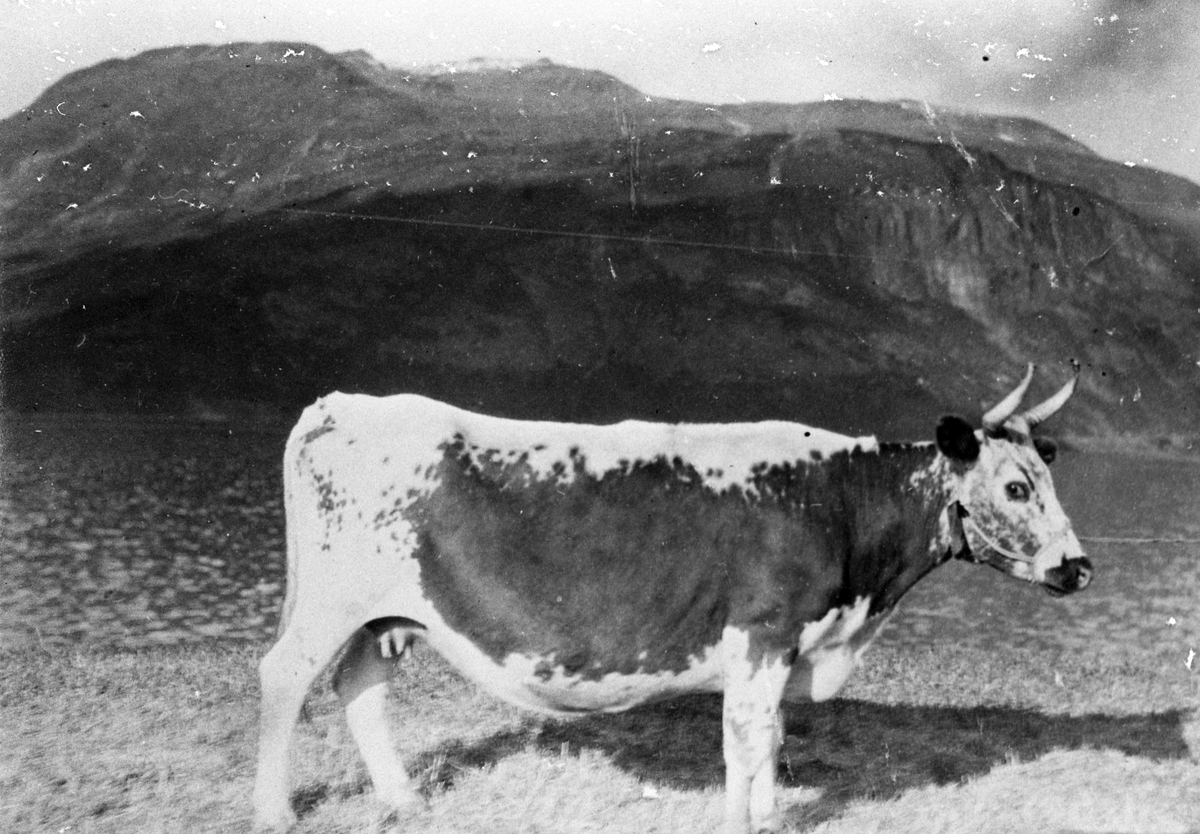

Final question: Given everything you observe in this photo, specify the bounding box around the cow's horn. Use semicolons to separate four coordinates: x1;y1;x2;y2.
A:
1021;361;1080;427
981;363;1035;431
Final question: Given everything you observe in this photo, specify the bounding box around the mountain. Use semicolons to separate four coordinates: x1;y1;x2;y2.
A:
3;42;1199;447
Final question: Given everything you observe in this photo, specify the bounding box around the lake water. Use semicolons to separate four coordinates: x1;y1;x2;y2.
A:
1;414;1198;660
0;415;289;649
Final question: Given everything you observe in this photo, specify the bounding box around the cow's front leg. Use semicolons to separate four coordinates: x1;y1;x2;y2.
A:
721;627;793;834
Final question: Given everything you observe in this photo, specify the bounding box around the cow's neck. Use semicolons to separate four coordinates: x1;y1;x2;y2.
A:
815;441;958;614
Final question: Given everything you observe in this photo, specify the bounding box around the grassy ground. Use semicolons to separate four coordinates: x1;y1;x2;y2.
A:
2;638;1197;834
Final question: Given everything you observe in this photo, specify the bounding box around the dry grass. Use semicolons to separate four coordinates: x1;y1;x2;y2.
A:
817;749;1199;834
2;638;1197;834
0;646;261;833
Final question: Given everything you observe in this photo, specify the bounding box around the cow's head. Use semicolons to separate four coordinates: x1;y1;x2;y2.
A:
937;364;1092;596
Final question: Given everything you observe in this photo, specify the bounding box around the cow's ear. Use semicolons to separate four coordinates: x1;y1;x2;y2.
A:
1033;437;1058;464
936;416;980;463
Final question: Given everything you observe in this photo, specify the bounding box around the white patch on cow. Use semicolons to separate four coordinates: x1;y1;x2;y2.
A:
507;646;726;713
306;391;877;499
796;606;840;654
905;442;943;491
904;451;960;559
786;596;885;702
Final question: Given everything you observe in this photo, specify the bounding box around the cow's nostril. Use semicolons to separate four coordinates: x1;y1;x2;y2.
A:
1066;556;1093;591
1075;562;1092;590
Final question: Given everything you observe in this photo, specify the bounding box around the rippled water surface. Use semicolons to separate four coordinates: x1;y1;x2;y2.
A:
1;415;289;648
2;415;1197;661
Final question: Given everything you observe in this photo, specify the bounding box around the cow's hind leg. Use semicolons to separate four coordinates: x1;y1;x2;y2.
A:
253;622;353;830
333;623;424;815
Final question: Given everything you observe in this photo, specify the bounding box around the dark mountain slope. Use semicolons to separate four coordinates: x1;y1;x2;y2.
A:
2;43;1198;446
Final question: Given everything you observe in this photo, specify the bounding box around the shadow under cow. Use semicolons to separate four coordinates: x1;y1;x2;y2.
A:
410;696;1191;828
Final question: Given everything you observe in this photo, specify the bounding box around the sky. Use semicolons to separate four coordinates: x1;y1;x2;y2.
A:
6;0;1200;187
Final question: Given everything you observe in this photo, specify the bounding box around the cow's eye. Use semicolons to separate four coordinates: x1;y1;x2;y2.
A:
1005;481;1030;502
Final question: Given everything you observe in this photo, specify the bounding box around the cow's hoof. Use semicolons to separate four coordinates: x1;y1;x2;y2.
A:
377;785;426;816
750;814;782;834
252;806;297;831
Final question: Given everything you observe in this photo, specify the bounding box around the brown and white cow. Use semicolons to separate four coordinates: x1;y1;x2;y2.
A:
253;365;1091;834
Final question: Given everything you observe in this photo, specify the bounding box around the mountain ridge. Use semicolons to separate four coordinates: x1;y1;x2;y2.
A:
2;43;1198;448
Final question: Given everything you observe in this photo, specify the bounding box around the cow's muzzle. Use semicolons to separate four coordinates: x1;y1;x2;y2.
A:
961;517;1092;594
1041;555;1093;596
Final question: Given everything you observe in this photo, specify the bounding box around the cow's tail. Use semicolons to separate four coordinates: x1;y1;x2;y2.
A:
273;425;302;641
273;400;328;640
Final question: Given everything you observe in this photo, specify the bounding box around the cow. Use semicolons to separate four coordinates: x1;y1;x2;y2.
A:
253;364;1092;834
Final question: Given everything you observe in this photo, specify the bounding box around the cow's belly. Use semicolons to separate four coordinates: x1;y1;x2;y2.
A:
363;575;726;714
423;624;726;714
